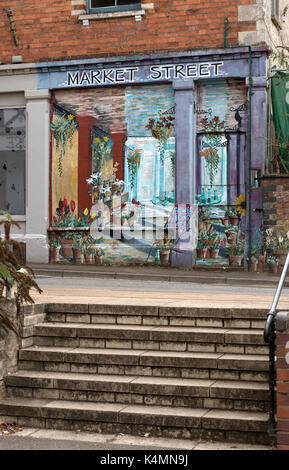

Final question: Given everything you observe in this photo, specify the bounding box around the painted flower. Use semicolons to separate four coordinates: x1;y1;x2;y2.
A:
234;194;246;217
83;208;89;216
70;200;76;213
103;136;109;142
67;114;75;121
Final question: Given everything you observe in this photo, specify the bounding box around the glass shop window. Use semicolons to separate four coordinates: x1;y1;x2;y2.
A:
0;108;26;215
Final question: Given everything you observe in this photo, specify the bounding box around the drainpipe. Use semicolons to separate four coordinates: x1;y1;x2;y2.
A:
246;45;253;272
224;18;229;48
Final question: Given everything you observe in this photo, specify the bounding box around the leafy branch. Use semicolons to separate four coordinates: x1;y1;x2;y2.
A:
0;211;42;336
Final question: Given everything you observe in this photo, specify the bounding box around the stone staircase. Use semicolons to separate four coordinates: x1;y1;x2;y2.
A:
0;303;275;446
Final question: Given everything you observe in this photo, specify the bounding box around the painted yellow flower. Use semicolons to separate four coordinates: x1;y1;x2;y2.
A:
83;208;89;216
234;194;246;217
94;137;100;144
91;213;96;219
67;114;75;121
103;136;109;142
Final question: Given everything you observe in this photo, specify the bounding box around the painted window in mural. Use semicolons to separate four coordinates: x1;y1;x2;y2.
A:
49;84;176;266
195;79;249;267
0;108;25;215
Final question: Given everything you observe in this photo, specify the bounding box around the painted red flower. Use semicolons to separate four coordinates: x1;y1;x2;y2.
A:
63;198;68;208
70;200;76;213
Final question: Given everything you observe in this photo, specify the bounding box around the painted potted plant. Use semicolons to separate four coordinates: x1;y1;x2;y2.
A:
72;235;84;264
210;241;220;259
250;253;259;273
197;239;209;259
95;247;105;265
265;228;289;268
60;231;75;258
226;241;244;267
266;254;279;274
84;247;96;265
226;209;239;226
225;226;238;245
48;237;61;263
207;229;219;247
155;239;174;265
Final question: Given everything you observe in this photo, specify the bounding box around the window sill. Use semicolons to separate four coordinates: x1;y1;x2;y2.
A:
79;8;146;23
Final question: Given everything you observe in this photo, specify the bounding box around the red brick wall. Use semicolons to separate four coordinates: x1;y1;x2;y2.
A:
276;325;289;450
0;0;256;64
262;176;289;232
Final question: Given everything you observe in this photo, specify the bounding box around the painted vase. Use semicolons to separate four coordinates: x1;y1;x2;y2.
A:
84;254;95;264
160;250;170;264
72;248;83;264
229;255;243;266
61;239;73;258
210;249;219;259
49;246;60;263
95;255;104;265
229;216;239;226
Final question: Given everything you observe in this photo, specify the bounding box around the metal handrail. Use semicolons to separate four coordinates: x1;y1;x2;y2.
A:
264;251;289;343
263;251;289;436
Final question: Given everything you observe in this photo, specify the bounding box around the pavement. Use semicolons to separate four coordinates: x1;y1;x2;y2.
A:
1;263;285;451
27;263;289;311
0;427;274;451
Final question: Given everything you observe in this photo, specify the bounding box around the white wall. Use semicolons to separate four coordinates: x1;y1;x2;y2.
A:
238;0;289;53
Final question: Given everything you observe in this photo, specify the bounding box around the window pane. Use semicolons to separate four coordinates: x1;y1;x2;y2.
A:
90;0;139;8
90;1;115;8
0;109;25;215
117;0;140;5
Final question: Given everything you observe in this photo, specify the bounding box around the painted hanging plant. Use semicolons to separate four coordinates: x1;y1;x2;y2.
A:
200;116;225;185
146;114;174;161
51;114;78;176
126;147;141;189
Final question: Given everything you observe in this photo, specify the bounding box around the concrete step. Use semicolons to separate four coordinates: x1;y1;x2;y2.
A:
0;397;273;445
32;323;268;355
45;303;267;329
18;346;269;382
5;370;269;412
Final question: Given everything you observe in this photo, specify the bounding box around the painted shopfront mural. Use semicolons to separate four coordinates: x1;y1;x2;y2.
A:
49;84;177;265
48;77;262;267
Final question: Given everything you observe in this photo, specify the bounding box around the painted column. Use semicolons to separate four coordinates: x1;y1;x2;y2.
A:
25;90;51;263
172;80;197;268
245;76;267;262
77;115;96;212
